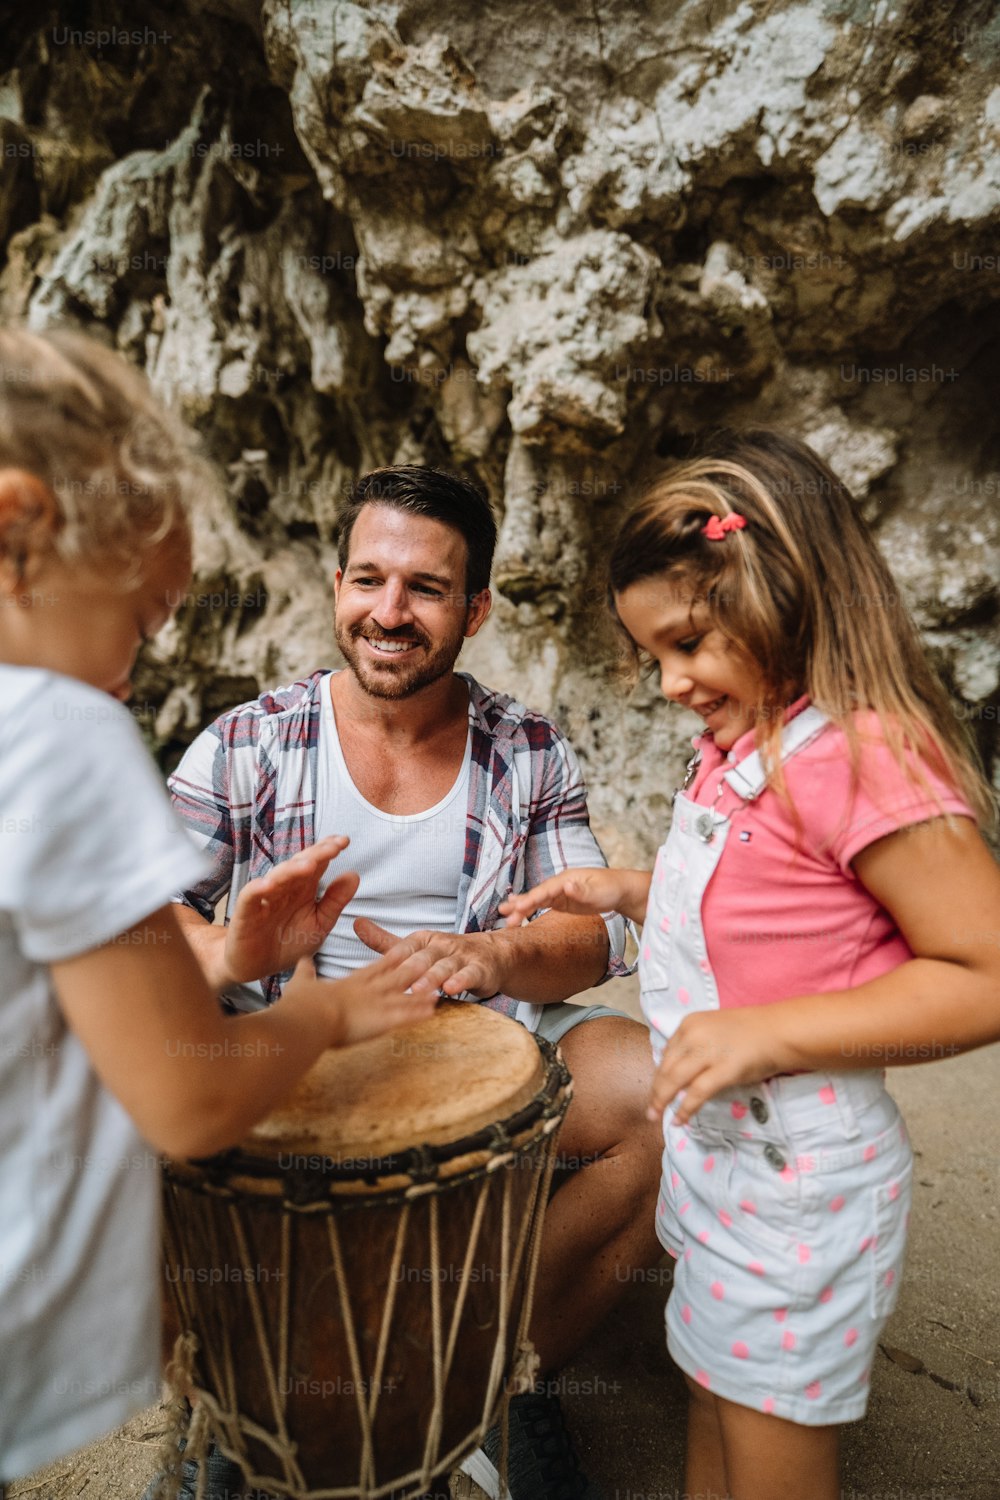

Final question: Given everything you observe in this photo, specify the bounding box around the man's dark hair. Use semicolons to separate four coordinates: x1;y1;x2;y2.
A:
338;466;497;599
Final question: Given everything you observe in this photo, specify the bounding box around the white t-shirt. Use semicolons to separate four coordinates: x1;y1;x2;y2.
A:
0;667;208;1479
312;676;471;977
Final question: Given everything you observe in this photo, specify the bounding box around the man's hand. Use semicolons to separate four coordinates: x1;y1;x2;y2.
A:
222;837;360;986
648;1009;799;1126
354;918;509;1000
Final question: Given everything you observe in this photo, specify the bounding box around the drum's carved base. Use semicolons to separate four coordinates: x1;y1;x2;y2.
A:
160;1008;572;1500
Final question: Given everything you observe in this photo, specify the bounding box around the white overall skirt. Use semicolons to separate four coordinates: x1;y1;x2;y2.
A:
640;709;913;1425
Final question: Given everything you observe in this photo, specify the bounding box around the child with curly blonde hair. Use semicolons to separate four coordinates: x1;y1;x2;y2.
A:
0;327;435;1483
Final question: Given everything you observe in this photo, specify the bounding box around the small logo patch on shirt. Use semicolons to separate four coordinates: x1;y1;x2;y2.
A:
739;830;752;842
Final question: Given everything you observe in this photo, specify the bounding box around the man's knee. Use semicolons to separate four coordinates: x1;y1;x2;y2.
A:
556;1015;662;1159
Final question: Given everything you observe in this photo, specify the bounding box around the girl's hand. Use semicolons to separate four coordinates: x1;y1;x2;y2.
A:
648;1009;799;1126
499;867;651;927
284;945;439;1048
223;837;359;985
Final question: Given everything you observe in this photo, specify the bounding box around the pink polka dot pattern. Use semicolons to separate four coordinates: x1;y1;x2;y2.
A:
660;915;671;932
829;1195;846;1213
730;1102;748;1119
888;1181;899;1200
711;1281;725;1301
695;1370;711;1388
703;1155;715;1173
805;1381;822;1401
818;1084;837;1105
732;1341;750;1359
844;1327;858;1347
718;1210;733;1228
797;1244;811;1264
819;1286;834;1304
697;1229;710;1244
884;1269;895;1288
739;1199;757;1215
781;1330;796;1351
678;987;691;1007
680;910;688;927
642;944;651;962
682;1304;692;1324
748;1261;766;1277
863;1144;877;1162
762;1396;776;1414
773;1308;787;1323
780;1166;796;1183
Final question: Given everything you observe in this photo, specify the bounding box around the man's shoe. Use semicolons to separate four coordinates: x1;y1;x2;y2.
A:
142;1439;252;1500
460;1390;603;1500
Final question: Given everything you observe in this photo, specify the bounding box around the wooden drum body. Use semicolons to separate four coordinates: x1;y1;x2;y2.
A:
161;1002;572;1499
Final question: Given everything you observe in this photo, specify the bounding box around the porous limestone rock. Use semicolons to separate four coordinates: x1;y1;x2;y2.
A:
1;0;998;859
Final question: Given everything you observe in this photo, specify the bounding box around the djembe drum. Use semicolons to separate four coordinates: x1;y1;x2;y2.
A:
160;1002;572;1499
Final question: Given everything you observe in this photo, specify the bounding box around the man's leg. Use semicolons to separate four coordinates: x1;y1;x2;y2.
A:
529;1013;665;1374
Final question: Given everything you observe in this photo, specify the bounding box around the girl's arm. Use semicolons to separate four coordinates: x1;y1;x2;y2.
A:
52;904;437;1159
498;866;653;927
651;816;1000;1123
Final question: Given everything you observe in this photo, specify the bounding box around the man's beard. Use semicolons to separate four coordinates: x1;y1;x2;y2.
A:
335;618;466;700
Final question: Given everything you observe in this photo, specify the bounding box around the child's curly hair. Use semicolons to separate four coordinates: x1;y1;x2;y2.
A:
0;325;217;582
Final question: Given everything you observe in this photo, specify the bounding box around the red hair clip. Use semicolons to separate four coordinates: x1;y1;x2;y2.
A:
701;513;747;540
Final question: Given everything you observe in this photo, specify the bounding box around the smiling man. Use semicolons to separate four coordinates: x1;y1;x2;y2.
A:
161;466;664;1500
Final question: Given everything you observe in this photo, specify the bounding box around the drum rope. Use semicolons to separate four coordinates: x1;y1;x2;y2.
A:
229;1198;307;1493
497;1096;567;1496
327;1215;378;1490
483;1169;514;1489
440;1172;491;1381
365;1201;410;1434
279;1206;292;1405
420;1193;445;1486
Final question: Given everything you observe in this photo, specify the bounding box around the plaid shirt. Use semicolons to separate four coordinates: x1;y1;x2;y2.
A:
168;670;631;1024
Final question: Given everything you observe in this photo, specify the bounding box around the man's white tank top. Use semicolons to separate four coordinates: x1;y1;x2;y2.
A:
313;676;471;978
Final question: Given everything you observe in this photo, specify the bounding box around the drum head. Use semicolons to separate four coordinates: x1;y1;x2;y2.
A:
247;1000;544;1164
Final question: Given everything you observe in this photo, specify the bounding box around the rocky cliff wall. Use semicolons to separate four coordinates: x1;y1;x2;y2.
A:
2;0;998;860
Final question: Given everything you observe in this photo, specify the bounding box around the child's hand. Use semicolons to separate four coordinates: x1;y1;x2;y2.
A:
499;867;651;927
648;1009;798;1126
223;837;359;985
284;944;439;1048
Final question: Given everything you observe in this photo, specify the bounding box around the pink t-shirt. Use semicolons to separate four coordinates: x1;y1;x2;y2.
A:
687;697;974;1010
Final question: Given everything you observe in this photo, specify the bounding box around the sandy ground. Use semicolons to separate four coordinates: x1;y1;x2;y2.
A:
11;986;999;1500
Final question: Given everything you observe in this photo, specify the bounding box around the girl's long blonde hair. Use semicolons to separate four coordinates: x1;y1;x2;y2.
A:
608;428;995;829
